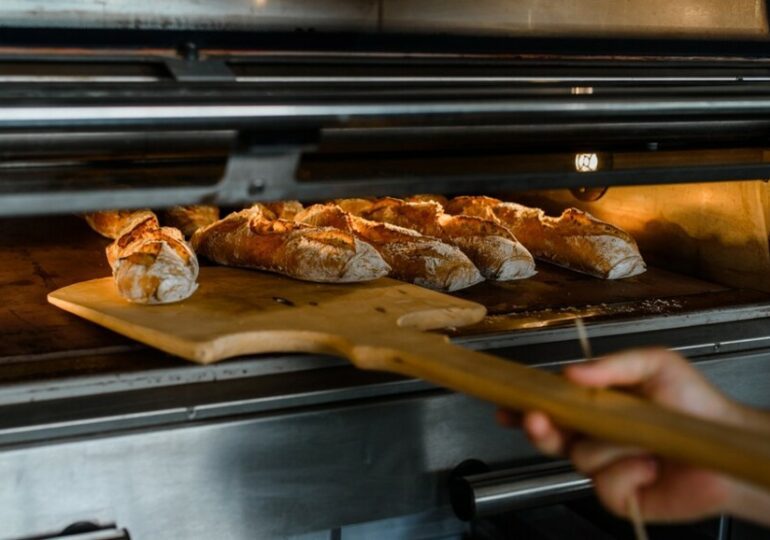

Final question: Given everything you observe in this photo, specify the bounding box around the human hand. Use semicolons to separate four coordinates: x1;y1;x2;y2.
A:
498;348;754;522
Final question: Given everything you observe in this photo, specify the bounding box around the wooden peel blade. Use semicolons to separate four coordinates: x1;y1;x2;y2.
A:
47;268;487;364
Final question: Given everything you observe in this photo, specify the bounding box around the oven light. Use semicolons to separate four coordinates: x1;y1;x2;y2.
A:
575;153;599;172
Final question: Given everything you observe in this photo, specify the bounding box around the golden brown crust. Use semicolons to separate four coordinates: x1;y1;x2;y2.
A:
84;209;158;239
164;206;220;238
258;200;304;221
106;217;192;268
445;196;503;223
338;197;535;281
295;204;483;291
554;207;636;244
106;215;199;304
333;198;377;216
405;194;450;207
359;198;445;236
447;196;646;279
191;207;390;283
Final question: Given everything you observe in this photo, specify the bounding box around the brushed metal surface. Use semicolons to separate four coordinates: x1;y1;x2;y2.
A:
7;91;770;133
461;469;592;518
0;392;528;539
0;0;379;31
0;0;763;35
0;352;769;539
383;0;768;36
7;89;770;216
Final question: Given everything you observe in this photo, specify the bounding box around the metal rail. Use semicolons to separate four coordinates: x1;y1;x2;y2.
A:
4;97;770;130
451;463;592;520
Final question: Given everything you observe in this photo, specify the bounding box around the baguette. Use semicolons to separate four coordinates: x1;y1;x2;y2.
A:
84;209;157;239
341;197;536;281
295;203;483;291
446;196;646;279
105;214;199;304
191;206;390;283
164;206;220;238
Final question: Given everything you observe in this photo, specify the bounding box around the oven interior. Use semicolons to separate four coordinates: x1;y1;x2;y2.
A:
3;177;770;358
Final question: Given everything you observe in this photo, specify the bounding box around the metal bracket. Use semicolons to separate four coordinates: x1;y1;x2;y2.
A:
215;145;306;204
164;59;236;82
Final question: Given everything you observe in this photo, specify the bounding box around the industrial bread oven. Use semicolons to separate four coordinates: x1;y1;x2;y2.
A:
3;1;770;539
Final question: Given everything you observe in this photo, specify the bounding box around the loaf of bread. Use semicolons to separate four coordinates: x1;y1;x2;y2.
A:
104;214;199;304
191;206;390;283
295;204;483;291
338;197;536;281
84;209;158;239
446;196;646;279
164;206;220;237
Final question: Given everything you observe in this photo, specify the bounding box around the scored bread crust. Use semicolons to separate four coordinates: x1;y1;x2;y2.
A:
334;198;377;216
446;196;646;279
84;209;158;239
105;215;199;304
405;194;450;207
258;200;305;221
339;197;536;281
164;206;220;238
295;203;483;291
190;206;390;283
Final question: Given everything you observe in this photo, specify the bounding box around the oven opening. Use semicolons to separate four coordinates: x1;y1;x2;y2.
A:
4;179;770;381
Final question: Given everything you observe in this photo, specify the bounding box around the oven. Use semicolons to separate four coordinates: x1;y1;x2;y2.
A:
2;2;770;539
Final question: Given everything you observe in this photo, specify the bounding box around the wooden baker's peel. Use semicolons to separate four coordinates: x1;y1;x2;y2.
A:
49;267;770;491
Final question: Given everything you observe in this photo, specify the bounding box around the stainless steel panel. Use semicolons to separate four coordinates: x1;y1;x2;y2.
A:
0;0;763;36
0;1;379;31
0;392;529;539
383;0;768;36
699;352;770;409
338;509;467;539
0;351;769;539
0;376;435;446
